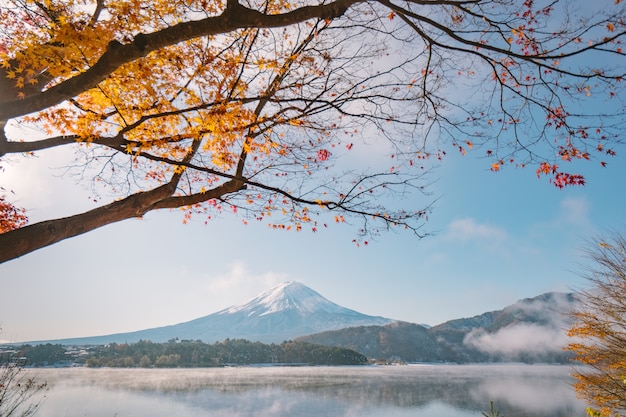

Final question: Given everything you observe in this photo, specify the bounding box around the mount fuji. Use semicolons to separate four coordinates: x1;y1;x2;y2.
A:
39;281;396;345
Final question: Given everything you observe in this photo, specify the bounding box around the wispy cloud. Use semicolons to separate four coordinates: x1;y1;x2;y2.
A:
559;197;590;225
444;218;508;242
463;293;575;356
204;261;289;299
464;323;568;355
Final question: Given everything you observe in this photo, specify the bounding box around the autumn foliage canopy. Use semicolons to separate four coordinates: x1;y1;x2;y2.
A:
567;232;626;417
0;0;624;262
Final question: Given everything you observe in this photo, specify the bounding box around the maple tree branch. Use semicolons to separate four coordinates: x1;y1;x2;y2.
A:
89;0;105;27
234;20;324;179
0;182;177;263
152;170;429;236
104;133;428;234
0;135;80;157
0;159;425;263
0;0;363;122
141;139;429;231
2;109;209;259
383;0;626;79
405;0;480;4
151;179;247;210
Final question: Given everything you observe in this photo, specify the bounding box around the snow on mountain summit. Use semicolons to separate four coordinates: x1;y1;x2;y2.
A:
220;281;348;317
198;281;395;341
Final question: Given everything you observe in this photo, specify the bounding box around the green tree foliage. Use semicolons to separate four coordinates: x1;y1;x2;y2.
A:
17;344;67;367
80;339;367;367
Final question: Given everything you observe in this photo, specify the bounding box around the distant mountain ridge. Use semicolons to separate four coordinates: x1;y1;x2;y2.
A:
431;292;577;332
32;281;395;345
297;292;578;363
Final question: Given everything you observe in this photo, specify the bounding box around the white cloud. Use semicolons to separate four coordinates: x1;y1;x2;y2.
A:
464;323;568;355
463;293;575;356
559;197;590;225
445;218;508;242
202;261;290;303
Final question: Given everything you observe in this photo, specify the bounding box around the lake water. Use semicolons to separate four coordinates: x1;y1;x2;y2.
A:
28;364;586;417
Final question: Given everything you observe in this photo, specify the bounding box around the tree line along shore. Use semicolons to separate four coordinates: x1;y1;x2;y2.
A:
0;339;368;367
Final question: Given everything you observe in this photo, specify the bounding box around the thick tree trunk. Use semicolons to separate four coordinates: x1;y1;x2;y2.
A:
0;184;175;263
0;178;246;263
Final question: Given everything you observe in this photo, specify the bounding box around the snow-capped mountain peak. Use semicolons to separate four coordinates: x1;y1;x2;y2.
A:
220;281;348;317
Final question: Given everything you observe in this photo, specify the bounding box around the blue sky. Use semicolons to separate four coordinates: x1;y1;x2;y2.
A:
0;138;624;343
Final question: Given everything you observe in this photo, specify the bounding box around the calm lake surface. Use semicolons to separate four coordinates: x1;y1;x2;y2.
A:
30;364;586;417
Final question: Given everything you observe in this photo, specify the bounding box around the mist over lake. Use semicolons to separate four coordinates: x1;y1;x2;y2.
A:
30;364;585;417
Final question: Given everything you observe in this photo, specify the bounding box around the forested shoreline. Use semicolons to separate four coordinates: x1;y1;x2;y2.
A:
1;339;368;367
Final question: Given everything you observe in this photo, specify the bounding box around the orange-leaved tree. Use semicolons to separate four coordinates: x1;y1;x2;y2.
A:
0;0;624;262
567;232;626;417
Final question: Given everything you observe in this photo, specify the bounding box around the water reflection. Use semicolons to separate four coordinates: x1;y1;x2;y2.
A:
31;365;586;417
